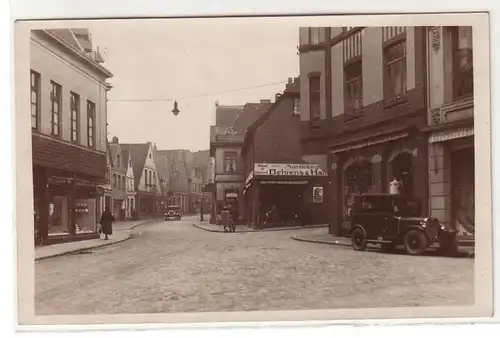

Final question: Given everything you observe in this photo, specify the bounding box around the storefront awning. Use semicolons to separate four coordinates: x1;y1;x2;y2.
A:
429;127;474;143
329;132;409;154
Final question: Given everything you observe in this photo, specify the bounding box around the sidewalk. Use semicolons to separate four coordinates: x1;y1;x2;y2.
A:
291;232;475;257
35;219;161;261
192;221;328;233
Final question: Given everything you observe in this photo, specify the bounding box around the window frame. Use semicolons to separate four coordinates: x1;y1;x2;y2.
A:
87;100;96;148
50;81;62;137
70;91;80;143
223;151;238;173
292;98;301;116
383;35;408;103
450;26;474;100
30;71;40;130
343;58;363;116
308;74;321;121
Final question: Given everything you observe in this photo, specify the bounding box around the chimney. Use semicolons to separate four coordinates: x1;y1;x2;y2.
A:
275;93;282;100
111;136;119;143
215;100;219;107
288;77;293;84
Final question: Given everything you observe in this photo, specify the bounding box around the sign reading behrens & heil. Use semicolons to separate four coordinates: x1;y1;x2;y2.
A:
254;163;327;177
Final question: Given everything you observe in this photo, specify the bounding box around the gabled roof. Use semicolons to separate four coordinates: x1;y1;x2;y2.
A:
155;149;192;178
242;77;300;156
120;143;150;188
232;101;272;131
109;143;126;173
192;150;209;169
215;105;243;127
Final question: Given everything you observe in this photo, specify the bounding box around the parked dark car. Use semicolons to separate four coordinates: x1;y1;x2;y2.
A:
164;205;181;221
348;193;458;255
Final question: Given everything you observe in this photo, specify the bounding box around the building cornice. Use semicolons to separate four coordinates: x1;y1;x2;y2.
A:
40;29;113;79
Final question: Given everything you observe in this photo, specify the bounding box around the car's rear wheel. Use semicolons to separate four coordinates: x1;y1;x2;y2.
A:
351;228;367;251
404;230;428;255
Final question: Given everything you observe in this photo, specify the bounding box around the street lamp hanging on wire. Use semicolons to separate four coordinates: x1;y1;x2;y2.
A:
172;100;180;116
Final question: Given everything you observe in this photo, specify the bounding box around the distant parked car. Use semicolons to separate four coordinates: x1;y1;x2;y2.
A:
165;205;181;221
348;193;458;256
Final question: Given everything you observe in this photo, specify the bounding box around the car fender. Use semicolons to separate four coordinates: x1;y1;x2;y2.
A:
350;224;367;238
403;225;428;240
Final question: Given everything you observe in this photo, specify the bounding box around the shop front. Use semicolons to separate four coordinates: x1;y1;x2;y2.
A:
33;166;103;245
244;163;328;228
329;130;429;236
428;126;474;238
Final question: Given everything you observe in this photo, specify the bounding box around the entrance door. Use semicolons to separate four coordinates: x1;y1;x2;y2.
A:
389;152;413;196
451;147;475;235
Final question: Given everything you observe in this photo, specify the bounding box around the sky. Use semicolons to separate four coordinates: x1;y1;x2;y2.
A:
88;18;300;152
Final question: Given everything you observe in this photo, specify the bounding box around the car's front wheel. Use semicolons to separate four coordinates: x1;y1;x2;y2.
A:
351;228;367;251
404;230;428;255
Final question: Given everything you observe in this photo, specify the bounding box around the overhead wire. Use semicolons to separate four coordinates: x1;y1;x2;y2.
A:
107;80;290;103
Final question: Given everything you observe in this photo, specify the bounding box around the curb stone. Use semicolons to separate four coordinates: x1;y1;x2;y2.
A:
291;235;351;247
291;235;475;258
192;223;328;233
35;219;160;261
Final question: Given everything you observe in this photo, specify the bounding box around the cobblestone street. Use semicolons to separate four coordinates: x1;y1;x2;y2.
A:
35;216;474;315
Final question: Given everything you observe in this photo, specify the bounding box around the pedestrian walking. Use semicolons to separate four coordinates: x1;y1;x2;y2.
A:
99;207;115;240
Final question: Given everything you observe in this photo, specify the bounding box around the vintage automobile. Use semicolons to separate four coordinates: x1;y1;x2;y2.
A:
164;205;181;221
348;193;458;255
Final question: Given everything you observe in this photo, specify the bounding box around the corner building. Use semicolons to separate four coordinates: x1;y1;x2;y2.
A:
299;27;429;235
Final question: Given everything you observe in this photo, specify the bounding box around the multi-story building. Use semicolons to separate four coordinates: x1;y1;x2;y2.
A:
155;149;193;214
209;101;272;223
31;29;112;244
425;26;474;239
299;26;429;235
242;78;329;228
109;137;128;220
191;150;212;213
121;144;137;219
121;142;159;218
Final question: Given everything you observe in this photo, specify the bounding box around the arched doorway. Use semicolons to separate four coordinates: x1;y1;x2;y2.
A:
389;152;413;196
343;160;372;225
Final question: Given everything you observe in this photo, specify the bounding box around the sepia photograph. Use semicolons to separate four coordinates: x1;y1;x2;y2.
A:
13;13;492;326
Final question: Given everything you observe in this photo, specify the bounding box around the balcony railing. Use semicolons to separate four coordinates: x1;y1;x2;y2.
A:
210;125;246;144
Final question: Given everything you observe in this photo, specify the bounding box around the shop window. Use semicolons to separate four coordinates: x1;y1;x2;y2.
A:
309;75;321;120
344;60;363;114
383;39;407;101
224;151;237;173
344;161;373;219
30;70;40;130
87;100;96;148
70;92;80;143
450;26;473;99
50;81;62;137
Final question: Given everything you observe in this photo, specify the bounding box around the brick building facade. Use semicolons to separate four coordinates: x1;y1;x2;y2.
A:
242;78;329;228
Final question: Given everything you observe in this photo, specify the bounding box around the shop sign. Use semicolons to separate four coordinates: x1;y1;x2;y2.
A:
260;180;308;185
226;192;238;198
254;163;327;177
313;186;324;203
